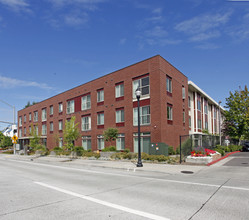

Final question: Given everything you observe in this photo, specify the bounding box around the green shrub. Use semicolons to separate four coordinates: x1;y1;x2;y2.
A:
102;146;116;152
168;146;176;155
123;148;130;153
2;149;13;154
82;151;100;158
74;146;85;156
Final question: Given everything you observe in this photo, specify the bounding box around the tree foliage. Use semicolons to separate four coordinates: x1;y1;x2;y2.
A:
0;132;13;148
103;128;118;146
63;116;80;151
223;86;249;142
29;124;42;150
25;101;38;108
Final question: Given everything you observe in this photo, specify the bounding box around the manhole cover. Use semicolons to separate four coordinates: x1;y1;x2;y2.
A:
181;171;194;174
241;163;248;165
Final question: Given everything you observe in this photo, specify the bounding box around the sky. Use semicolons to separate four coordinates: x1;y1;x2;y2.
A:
0;0;249;131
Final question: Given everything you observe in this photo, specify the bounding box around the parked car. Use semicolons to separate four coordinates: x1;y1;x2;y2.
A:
242;142;249;152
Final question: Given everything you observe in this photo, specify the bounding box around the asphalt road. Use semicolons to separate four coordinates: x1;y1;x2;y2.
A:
223;152;249;167
0;154;249;220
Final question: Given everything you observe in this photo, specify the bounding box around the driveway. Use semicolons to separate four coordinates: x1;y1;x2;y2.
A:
223;152;249;167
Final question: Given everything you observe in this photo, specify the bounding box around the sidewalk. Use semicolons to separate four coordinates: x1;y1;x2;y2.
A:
1;154;209;175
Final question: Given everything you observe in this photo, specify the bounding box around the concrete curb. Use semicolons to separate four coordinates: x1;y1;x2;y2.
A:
207;151;240;166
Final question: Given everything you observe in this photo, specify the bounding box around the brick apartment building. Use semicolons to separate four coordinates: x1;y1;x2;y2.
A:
17;55;190;152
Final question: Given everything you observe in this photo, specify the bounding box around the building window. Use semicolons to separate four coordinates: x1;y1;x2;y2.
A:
116;108;124;123
67;100;75;114
59;103;63;113
82;115;91;131
133;106;150;126
19;116;22;126
24;127;26;135
24;115;26;123
50;122;54;132
42;124;47;135
189;116;191;128
50;105;53;115
204;105;208;114
82;136;91;150
82;94;91;110
97;112;104;125
205;121;208;130
29;113;32;121
19;129;22;138
133;132;151;153
29;126;31;134
188;96;191;108
34;111;38;122
115;83;124;98
97;89;104;103
59;137;63;148
182;87;186;99
197;100;201;111
133;76;150;99
198;119;202;129
116;134;125;151
97;135;105;150
167;104;173;121
59;120;63;131
42;108;47;121
214;108;217;119
183;111;185;123
166;76;172;93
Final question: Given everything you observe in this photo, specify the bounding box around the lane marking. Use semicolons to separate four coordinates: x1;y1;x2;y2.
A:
35;181;170;220
4;158;249;192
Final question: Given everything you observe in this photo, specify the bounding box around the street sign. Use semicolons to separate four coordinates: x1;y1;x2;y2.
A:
12;135;18;141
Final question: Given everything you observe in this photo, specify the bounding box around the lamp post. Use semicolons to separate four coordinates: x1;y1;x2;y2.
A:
218;101;222;145
135;89;143;167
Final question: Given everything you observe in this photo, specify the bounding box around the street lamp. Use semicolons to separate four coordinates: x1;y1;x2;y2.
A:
218;101;222;145
135;89;143;167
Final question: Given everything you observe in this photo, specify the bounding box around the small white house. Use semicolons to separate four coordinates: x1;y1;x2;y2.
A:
2;124;17;138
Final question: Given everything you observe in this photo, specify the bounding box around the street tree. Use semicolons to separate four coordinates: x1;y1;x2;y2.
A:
103;127;118;147
0;132;12;148
223;86;249;143
63;116;80;151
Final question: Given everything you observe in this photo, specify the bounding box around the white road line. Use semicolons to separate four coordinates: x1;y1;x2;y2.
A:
35;181;170;220
5;158;249;192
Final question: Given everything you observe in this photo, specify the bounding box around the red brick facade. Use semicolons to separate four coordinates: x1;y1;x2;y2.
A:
18;55;189;151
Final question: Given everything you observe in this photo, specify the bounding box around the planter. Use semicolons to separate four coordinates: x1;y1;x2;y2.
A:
186;152;221;165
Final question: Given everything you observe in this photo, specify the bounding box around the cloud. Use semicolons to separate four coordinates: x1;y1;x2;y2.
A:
64;10;88;27
145;26;168;38
175;11;232;42
0;0;31;12
0;75;54;90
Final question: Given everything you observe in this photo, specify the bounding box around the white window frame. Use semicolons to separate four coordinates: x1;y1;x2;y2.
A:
59;137;63;148
34;111;38;122
50;105;54;115
166;76;172;93
116;109;124;123
115;84;124;98
116;134;125;151
97;135;105;150
82;116;91;131
167;105;173;120
19;116;22;126
29;113;32;121
42;124;47;135
67;100;75;114
82;136;91;150
82;94;91;110
133;106;150;126
59;103;63;113
59;120;63;131
42;108;47;122
132;76;150;99
50;122;54;132
97;90;104;102
97;113;104;125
